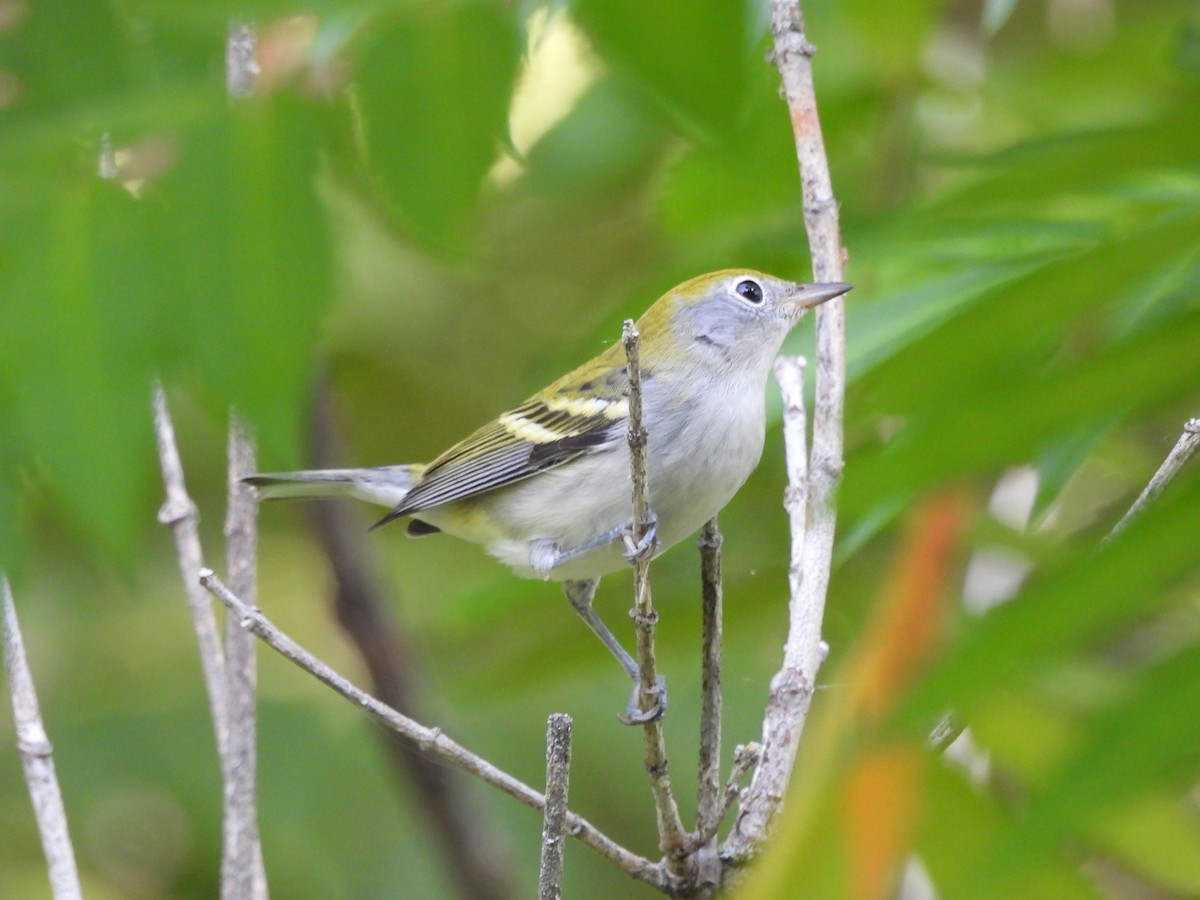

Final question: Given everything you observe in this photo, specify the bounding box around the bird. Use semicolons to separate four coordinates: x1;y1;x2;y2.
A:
246;270;851;722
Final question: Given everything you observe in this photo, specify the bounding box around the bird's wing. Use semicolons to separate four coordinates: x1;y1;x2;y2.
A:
379;360;631;525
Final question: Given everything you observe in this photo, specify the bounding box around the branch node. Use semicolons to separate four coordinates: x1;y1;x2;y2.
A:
629;607;659;628
17;736;54;758
157;497;197;526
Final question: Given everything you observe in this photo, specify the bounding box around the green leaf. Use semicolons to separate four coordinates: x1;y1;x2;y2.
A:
841;0;942;79
929;100;1200;213
151;97;333;463
897;475;1200;729
844;210;1200;515
350;1;522;253
525;78;669;193
0;179;159;562
1031;421;1116;519
1088;793;1200;896
0;0;132;123
572;0;757;140
0;386;26;573
918;763;1098;899
976;645;1200;895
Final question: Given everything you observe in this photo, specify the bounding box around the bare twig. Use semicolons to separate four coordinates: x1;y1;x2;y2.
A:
694;517;724;886
776;359;811;609
724;0;849;862
726;356;820;858
696;518;724;830
226;22;258;98
539;713;573;900
98;133;117;180
218;23;264;893
153;384;229;756
198;569;668;890
623;319;663;720
222;421;267;900
689;742;760;853
622;320;691;879
3;578;83;900
308;380;518;900
1106;418;1200;542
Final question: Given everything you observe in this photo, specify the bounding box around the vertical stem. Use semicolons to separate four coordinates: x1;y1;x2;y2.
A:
221;22;266;895
622;320;690;880
3;579;83;900
222;421;267;900
696;517;723;840
226;21;259;98
725;357;815;857
778;358;811;629
539;713;573;900
153;385;229;757
725;0;849;862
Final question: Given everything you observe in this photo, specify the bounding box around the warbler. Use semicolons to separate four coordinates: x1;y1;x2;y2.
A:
247;270;851;722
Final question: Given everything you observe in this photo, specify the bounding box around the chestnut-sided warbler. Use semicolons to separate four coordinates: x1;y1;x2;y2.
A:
248;270;851;722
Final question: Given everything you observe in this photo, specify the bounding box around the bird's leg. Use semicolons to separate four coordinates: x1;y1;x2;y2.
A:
563;579;667;724
563;579;637;678
530;512;660;574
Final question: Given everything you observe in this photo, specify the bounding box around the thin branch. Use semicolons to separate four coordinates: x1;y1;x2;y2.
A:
3;578;83;900
623;317;662;720
226;22;258;98
222;420;267;900
308;380;518;900
725;356;819;858
198;570;669;891
539;713;573;900
219;24;265;893
776;358;811;612
98;133;117;180
695;518;723;855
153;384;229;757
1106;418;1200;542
622;320;691;879
724;0;849;862
690;743;761;852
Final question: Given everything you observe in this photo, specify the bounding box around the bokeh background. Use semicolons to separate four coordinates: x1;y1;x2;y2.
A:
2;0;1199;897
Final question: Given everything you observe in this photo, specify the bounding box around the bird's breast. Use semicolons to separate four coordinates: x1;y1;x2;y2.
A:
645;380;766;548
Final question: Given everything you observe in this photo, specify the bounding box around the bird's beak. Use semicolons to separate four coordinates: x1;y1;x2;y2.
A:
787;281;853;310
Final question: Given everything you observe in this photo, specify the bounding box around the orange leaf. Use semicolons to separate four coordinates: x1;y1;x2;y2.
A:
848;495;968;721
841;742;925;900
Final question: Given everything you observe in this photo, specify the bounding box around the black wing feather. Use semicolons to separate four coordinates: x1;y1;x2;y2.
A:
377;392;626;526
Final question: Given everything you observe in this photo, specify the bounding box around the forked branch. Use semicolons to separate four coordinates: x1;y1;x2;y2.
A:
725;0;849;862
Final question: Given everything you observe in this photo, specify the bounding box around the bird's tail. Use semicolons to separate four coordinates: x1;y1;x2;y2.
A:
243;465;421;509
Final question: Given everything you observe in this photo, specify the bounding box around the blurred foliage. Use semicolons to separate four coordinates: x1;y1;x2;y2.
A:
1;0;1199;898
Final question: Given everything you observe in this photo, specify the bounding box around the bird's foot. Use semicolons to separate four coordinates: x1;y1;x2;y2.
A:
621;513;660;564
618;673;667;725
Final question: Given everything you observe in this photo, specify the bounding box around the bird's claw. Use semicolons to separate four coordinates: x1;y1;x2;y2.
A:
618;674;668;725
621;513;660;564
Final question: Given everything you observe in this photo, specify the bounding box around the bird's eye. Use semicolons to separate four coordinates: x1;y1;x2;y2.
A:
735;279;764;305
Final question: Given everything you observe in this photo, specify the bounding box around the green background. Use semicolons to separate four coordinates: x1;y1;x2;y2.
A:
2;0;1198;896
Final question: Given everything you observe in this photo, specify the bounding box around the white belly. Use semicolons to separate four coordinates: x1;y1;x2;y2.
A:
451;374;767;581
